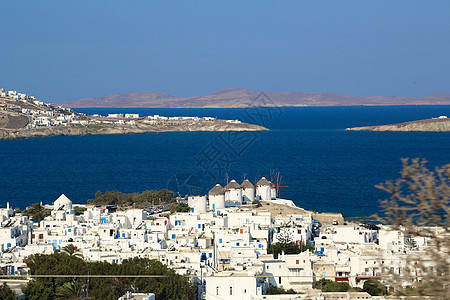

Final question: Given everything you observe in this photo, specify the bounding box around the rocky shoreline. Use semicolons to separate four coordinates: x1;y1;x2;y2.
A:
346;117;450;132
0;120;268;140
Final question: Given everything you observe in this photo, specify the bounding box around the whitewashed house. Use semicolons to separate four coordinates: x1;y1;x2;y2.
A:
205;270;266;300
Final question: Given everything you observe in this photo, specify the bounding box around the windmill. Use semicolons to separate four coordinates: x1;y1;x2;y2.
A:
270;170;287;198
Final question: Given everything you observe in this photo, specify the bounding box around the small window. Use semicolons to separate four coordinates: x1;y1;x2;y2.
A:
230;287;233;295
296;260;299;264
216;286;219;296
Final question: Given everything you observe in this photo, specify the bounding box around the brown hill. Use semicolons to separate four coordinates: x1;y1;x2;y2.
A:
61;91;182;107
346;117;450;132
55;88;450;108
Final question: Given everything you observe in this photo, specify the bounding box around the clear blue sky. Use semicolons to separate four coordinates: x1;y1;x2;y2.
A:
1;1;449;102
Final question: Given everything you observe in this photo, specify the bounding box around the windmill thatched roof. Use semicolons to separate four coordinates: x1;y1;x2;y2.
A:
256;177;271;186
241;179;254;189
209;184;225;195
225;180;241;190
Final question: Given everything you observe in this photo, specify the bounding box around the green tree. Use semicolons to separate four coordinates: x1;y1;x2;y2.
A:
73;206;87;216
62;244;83;258
23;203;51;222
323;281;350;292
94;190;102;199
362;279;386;296
266;285;296;295
252;200;262;208
268;229;313;258
22;254;196;300
170;203;190;214
0;283;18;300
312;278;331;289
88;189;175;208
313;279;350;292
55;281;83;300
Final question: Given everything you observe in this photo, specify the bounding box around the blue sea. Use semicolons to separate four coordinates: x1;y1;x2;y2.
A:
1;106;449;217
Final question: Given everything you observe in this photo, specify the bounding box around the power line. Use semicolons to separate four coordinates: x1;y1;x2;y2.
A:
0;274;392;279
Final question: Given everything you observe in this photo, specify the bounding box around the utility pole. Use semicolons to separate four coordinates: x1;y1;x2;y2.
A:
86;271;89;299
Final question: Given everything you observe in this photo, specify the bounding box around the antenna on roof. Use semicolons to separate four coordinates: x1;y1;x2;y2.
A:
225;172;229;186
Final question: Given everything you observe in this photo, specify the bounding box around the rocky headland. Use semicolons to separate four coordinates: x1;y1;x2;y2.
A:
346;117;450;132
0;120;267;140
0;90;267;140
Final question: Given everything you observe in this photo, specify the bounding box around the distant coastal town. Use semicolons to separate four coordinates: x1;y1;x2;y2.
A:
0;88;267;140
0;175;446;299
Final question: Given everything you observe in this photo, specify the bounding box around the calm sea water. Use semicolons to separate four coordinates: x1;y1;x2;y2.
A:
1;106;449;217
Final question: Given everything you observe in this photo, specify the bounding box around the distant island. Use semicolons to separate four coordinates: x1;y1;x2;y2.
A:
54;88;450;108
346;116;450;132
0;88;267;140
